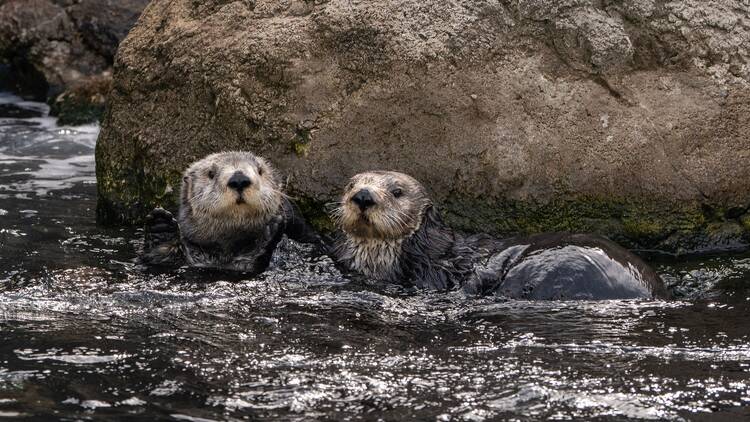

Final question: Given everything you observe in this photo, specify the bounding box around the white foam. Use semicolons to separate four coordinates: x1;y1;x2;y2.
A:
15;349;131;364
80;400;111;409
119;397;147;406
0;92;49;115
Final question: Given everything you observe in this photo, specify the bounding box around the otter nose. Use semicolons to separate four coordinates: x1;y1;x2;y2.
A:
351;189;376;211
227;171;252;192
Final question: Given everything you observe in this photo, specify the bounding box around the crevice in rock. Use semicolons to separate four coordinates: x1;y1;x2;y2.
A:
0;52;50;100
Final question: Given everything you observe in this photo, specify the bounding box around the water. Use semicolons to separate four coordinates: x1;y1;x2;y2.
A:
0;92;749;421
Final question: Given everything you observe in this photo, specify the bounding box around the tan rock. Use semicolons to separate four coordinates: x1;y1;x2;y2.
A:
96;0;750;252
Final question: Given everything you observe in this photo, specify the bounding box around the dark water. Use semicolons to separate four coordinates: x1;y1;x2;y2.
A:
1;93;749;421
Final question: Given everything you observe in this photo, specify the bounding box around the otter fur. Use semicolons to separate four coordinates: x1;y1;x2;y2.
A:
140;151;319;273
332;171;668;300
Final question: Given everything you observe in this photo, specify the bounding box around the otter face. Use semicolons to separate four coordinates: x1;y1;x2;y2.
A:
181;151;282;229
334;171;431;240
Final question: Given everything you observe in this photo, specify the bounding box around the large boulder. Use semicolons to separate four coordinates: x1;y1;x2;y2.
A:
0;0;149;99
96;0;750;253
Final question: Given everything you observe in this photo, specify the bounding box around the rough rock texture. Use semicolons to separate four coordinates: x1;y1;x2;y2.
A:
0;0;148;99
49;72;111;125
97;0;750;253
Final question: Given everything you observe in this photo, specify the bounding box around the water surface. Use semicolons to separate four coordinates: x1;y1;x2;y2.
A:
0;93;749;420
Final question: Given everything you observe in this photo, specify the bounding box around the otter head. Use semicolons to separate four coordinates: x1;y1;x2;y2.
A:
180;151;282;241
334;171;432;241
333;171;459;289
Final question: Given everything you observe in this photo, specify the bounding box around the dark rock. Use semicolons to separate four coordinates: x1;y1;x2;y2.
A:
0;0;147;100
95;0;750;253
0;62;48;100
67;0;151;62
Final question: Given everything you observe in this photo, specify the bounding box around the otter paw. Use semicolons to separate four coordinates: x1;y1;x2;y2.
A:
144;207;179;247
264;215;283;237
146;207;177;233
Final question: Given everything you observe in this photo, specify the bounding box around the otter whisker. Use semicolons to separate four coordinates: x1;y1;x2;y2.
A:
269;187;291;200
324;201;344;214
328;207;344;218
143;151;320;273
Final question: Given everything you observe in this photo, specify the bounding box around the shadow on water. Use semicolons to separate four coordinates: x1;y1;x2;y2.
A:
0;92;749;420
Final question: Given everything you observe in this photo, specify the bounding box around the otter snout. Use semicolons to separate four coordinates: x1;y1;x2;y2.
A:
227;171;252;192
351;188;376;211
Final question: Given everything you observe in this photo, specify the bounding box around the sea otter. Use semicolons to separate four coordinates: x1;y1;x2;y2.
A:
331;171;668;300
140;151;319;273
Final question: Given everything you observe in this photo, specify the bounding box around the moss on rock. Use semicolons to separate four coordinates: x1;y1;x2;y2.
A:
95;134;183;223
293;196;337;234
741;213;750;231
49;74;110;125
440;196;744;253
96;161;750;254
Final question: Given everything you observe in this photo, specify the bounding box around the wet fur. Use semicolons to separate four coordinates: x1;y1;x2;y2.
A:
140;151;320;273
334;237;404;281
179;152;282;242
333;171;667;299
333;171;482;289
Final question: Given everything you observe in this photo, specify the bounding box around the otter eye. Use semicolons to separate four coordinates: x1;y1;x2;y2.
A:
391;188;403;198
207;170;215;179
258;167;264;176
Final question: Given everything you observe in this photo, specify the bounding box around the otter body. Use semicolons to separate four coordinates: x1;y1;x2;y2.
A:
141;151;318;273
461;233;668;300
332;171;667;300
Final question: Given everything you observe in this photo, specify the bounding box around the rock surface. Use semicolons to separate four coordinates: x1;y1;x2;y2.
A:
0;0;148;99
96;0;750;253
49;72;111;126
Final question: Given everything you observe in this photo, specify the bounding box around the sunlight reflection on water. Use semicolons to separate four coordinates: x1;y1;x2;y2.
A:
0;93;749;420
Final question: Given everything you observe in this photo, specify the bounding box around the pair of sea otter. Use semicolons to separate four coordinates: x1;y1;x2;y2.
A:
141;152;668;300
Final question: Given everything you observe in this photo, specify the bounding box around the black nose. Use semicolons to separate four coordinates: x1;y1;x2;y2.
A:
351;189;376;210
227;171;252;192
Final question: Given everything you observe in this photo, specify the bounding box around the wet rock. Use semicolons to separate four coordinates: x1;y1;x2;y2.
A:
0;0;147;100
96;0;750;253
49;73;111;126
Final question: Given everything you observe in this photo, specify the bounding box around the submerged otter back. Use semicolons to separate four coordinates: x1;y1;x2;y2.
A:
464;233;668;300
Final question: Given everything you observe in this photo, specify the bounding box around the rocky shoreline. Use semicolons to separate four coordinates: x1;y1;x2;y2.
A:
92;0;750;254
0;0;148;123
3;0;743;254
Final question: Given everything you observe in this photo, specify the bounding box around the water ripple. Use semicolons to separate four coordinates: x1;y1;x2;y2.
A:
0;93;749;420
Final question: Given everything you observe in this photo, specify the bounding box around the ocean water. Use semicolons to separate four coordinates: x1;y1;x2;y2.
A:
0;92;749;421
